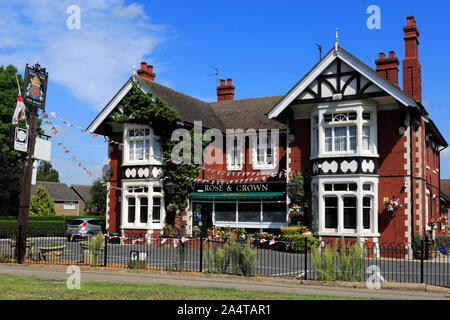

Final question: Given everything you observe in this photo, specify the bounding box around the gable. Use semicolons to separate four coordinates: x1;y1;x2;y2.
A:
268;46;418;119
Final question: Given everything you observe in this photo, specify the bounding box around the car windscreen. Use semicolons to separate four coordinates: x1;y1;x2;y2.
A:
68;219;85;226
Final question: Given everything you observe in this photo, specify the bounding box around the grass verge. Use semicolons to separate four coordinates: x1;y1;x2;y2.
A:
0;273;377;300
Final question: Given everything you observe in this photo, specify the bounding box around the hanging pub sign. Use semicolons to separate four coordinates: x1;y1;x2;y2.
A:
23;63;48;110
14;127;29;152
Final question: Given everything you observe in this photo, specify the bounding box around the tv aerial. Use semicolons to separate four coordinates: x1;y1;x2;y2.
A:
315;43;322;60
207;65;220;86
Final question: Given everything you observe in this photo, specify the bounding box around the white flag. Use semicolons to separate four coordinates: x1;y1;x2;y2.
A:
12;95;26;124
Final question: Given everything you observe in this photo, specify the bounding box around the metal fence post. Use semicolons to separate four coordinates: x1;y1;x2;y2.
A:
199;233;203;273
16;225;23;264
420;239;424;283
304;237;308;280
104;234;108;267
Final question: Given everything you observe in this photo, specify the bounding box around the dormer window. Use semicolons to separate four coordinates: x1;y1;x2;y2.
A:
123;125;163;166
311;102;378;158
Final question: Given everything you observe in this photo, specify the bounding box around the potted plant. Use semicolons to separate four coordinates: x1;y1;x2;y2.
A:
192;226;200;238
9;239;35;259
40;242;65;263
427;240;437;260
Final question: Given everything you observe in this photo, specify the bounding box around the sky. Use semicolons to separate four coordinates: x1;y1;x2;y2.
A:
1;0;450;186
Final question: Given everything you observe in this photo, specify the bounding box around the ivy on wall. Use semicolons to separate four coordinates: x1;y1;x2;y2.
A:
112;81;200;225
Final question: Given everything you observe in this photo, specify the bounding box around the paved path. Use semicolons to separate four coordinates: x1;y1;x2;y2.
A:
0;264;449;300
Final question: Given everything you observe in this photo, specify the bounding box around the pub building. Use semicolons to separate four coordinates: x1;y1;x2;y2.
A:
87;16;448;244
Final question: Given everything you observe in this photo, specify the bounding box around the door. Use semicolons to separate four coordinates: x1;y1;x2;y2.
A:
192;202;213;235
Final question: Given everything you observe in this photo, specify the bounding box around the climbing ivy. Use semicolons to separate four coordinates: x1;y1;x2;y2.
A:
113;81;200;224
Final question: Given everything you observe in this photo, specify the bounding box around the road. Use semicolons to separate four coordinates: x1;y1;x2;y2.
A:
0;264;449;300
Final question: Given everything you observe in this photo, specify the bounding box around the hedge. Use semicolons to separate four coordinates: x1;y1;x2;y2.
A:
0;221;67;238
279;226;319;253
0;216;105;223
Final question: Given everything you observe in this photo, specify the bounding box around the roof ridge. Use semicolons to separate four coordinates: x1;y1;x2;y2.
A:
208;95;284;104
136;75;210;105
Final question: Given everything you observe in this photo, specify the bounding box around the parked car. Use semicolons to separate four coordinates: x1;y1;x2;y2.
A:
66;218;106;241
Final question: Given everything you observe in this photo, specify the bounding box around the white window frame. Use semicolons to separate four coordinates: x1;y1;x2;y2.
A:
253;130;278;170
226;134;244;171
121;181;165;230
312;176;379;237
311;101;378;159
64;202;76;210
123;124;163;166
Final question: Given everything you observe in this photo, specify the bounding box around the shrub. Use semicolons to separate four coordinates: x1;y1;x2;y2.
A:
88;232;105;266
435;234;450;249
280;234;319;253
29;185;56;216
311;237;366;282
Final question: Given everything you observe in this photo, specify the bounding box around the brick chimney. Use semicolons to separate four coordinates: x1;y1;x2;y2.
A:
217;78;235;101
402;16;421;102
375;51;399;86
137;61;156;81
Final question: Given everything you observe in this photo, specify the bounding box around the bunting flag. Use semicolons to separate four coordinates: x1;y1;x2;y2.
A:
12;95;26;124
43;110;292;182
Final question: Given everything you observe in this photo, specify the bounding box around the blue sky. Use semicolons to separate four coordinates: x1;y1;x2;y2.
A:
1;0;450;186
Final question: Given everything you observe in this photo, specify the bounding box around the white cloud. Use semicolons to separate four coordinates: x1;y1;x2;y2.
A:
0;1;169;109
442;148;450;159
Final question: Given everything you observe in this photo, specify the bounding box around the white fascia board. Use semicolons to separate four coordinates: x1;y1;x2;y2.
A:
338;50;417;108
86;79;134;133
268;51;337;119
268;48;418;119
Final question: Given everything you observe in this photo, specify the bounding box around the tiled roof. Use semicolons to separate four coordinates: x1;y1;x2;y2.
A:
138;76;286;131
69;184;92;202
31;181;80;202
441;179;450;199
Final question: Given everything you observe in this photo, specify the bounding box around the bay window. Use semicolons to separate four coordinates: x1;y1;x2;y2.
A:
122;182;164;229
312;101;377;157
123;125;163;165
313;177;379;236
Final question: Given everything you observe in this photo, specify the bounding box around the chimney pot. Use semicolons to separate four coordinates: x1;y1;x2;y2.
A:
137;61;156;81
375;51;399;86
217;78;235;101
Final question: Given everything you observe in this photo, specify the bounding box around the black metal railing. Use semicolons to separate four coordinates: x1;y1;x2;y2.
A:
1;231;449;288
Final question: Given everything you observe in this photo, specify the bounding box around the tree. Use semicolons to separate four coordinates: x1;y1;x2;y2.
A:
29;185;56;216
85;176;107;216
36;160;60;182
0;64;44;217
0;65;26;217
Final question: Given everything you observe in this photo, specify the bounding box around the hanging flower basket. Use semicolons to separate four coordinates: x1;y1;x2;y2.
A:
288;204;304;219
384;197;401;212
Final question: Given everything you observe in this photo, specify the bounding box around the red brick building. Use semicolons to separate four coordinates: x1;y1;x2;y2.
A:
87;16;447;244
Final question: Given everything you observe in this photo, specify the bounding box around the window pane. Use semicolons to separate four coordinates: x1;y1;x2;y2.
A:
128;197;135;223
343;197;357;229
362;112;371;120
363;183;372;191
349;126;357;151
349;183;357;191
152;198;161;223
324;184;333;191
363;126;370;151
363;197;371;229
348;112;357;120
325;128;332;152
334;127;347;151
238;202;261;222
140;197;148;223
334;184;347;191
215;202;236;222
325;197;338;228
262;203;286;223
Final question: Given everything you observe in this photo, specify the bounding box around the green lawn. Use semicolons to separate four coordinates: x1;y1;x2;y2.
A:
0;274;375;300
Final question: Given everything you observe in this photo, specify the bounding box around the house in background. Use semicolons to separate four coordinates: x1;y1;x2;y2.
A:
69;184;92;215
31;181;81;216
